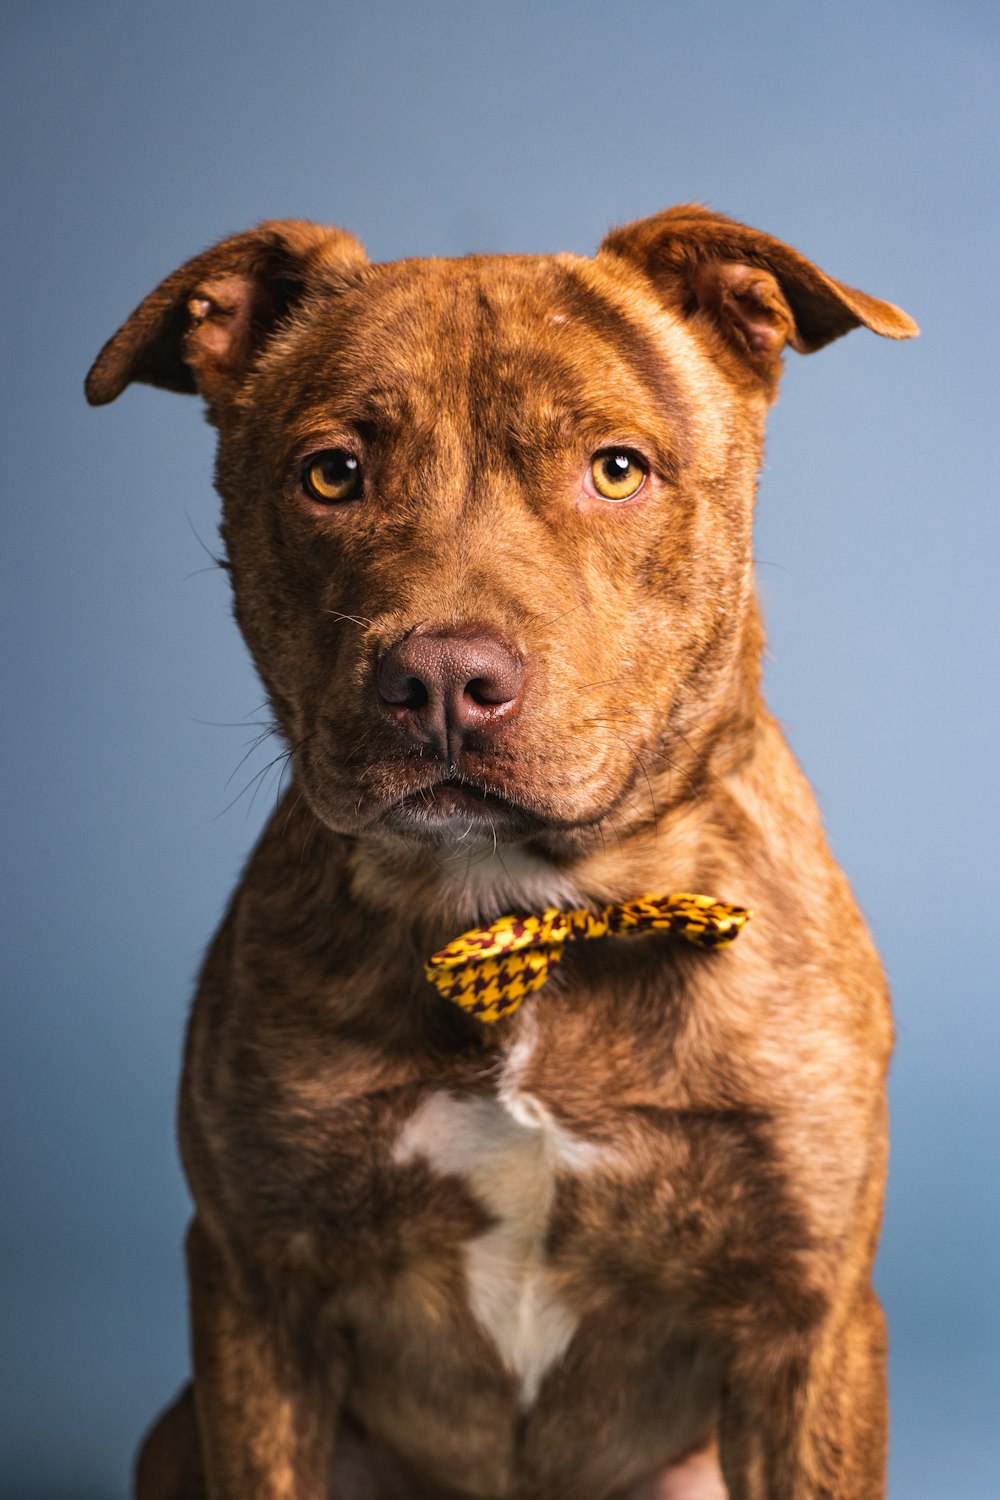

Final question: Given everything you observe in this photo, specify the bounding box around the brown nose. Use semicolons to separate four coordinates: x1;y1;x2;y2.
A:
377;627;524;759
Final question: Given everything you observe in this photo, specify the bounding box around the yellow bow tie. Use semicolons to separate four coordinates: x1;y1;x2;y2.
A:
425;892;750;1024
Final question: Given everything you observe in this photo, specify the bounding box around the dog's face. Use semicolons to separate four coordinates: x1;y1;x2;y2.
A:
215;250;757;850
88;209;915;852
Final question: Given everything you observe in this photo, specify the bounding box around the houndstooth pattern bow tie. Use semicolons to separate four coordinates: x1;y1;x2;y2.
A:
425;893;750;1023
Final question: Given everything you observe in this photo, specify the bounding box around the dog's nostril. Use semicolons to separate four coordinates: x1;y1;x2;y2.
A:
399;676;429;710
376;652;431;709
466;675;506;707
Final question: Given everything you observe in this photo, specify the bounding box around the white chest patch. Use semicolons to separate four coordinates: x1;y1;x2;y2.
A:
393;1085;607;1406
432;839;582;926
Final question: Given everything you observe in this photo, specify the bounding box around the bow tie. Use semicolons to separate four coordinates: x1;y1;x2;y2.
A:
425;892;750;1023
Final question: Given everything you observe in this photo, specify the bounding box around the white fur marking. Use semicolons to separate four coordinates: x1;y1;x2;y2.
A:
433;839;581;924
393;1086;606;1406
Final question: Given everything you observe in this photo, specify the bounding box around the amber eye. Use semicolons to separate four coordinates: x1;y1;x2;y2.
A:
302;450;363;503
588;449;647;502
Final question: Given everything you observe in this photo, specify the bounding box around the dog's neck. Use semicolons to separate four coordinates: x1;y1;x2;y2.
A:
350;834;587;931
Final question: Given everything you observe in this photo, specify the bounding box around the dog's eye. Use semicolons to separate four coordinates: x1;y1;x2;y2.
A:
302;450;363;504
587;450;647;502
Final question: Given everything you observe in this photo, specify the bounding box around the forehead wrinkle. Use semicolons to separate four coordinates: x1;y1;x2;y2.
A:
468;344;576;484
443;269;593;473
551;265;693;470
593;255;742;470
326;263;477;381
383;272;478;516
295;268;479;468
464;327;680;482
437;270;539;511
333;383;417;431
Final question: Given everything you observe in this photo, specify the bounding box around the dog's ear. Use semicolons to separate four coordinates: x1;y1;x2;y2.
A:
85;219;367;414
600;204;917;386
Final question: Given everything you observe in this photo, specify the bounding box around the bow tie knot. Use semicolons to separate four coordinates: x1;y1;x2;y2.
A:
425;892;750;1023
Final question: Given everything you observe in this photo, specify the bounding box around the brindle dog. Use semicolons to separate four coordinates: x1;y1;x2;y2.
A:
87;205;917;1500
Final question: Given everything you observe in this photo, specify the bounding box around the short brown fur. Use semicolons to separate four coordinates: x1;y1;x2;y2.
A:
88;204;917;1500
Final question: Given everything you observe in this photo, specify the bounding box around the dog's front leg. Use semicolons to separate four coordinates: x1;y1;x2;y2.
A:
186;1218;344;1500
717;1286;888;1500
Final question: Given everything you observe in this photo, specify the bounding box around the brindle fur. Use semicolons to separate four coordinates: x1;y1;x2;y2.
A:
88;205;917;1500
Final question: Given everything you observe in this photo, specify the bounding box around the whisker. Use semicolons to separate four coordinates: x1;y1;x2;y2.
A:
184;563;230;581
535;601;585;628
222;724;283;791
217;733;311;820
601;808;627;861
191;716;276;730
184;510;231;574
322;609;373;627
601;731;660;837
576;677;630;693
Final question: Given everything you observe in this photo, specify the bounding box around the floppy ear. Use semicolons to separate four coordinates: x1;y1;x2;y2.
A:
85;219;367;415
600;203;917;386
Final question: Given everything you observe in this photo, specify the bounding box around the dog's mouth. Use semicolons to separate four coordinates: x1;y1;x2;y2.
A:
300;729;652;848
382;777;539;839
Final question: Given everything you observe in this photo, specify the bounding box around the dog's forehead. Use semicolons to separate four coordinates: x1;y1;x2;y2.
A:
341;251;623;334
266;251;734;468
322;254;587;392
328;252;678;377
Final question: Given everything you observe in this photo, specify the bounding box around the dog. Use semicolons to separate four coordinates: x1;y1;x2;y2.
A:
87;204;917;1500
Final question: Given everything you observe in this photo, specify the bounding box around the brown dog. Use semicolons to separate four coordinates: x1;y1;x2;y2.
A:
87;205;917;1500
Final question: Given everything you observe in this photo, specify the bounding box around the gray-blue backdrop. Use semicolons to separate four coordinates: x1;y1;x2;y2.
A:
2;1;997;1495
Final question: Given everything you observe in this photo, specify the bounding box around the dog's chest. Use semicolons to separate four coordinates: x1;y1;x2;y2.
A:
392;1045;610;1406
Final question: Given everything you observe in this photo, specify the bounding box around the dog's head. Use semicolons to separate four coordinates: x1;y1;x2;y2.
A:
87;207;915;856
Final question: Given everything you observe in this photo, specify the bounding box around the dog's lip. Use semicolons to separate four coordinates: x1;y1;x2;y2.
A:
383;778;539;832
363;752;659;840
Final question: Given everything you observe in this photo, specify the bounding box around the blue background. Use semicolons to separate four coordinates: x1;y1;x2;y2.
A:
2;1;997;1495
